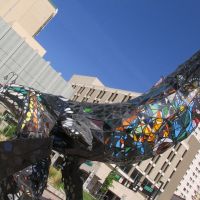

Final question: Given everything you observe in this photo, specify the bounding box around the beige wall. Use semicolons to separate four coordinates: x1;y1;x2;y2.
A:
0;0;57;36
69;75;104;87
111;181;145;200
174;127;200;199
159;135;200;200
69;75;140;103
11;22;46;56
0;0;57;56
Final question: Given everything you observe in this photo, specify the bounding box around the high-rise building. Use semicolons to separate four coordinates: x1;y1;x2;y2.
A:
69;75;140;103
0;0;57;56
0;16;73;98
68;75;200;200
174;126;200;200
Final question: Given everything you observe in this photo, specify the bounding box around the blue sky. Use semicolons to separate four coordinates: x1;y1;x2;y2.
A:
36;0;200;93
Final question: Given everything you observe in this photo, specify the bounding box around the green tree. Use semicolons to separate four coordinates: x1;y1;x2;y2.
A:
100;169;118;194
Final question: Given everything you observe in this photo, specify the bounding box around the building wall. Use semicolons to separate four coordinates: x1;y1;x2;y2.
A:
69;75;200;200
0;0;57;36
110;136;198;200
10;21;46;56
69;75;140;103
159;135;200;200
174;126;200;200
0;0;57;56
0;17;73;98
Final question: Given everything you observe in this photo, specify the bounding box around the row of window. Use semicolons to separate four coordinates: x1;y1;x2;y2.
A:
72;85;133;103
119;170;161;199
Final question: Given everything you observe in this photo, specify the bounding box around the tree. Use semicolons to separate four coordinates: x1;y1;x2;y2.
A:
100;169;118;194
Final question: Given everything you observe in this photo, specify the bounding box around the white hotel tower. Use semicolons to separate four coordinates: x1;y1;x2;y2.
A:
174;125;200;200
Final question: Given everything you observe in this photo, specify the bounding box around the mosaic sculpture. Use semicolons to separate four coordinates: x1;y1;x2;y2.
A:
0;50;199;199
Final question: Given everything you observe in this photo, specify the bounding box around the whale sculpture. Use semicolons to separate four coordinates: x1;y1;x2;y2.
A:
0;51;199;199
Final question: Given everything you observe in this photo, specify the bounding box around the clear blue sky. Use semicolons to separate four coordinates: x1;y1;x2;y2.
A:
36;0;200;93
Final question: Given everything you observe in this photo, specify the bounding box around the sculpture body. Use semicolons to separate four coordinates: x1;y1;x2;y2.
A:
0;51;199;199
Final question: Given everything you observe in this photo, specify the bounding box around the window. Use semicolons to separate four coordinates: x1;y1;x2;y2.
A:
141;178;153;189
167;151;173;160
151;156;155;161
154;155;161;164
121;179;127;186
169;154;176;162
175;143;182;151
99;91;106;99
93;99;99;103
96;91;105;99
163;164;169;173
138;161;142;166
108;93;115;101
145;164;151;173
120;165;133;174
161;162;167;171
176;160;181;168
163;181;169;190
182;150;187;158
87;89;95;96
154;173;162;182
122;95;128;102
128;96;132;101
131;169;142;182
82;97;88;102
130;169;142;187
147;166;154;175
108;93;118;102
77;87;85;94
112;94;118;101
169;171;175;179
73;95;79;101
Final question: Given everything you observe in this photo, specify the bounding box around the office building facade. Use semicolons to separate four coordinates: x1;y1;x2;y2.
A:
174;127;200;200
69;75;200;200
69;75;140;103
0;16;73;98
0;0;57;56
